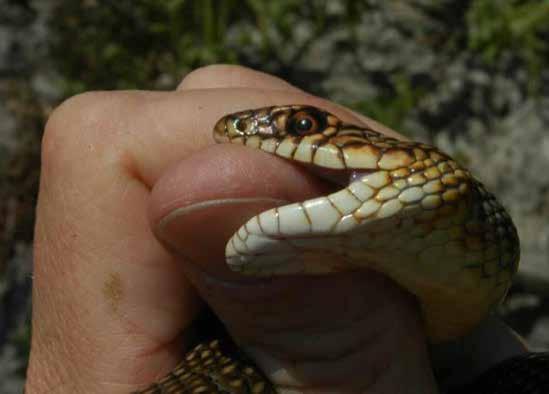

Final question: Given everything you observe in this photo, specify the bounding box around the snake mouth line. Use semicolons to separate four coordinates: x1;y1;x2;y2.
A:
303;163;374;188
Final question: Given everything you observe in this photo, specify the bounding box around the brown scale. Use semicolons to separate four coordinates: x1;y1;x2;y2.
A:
134;340;275;394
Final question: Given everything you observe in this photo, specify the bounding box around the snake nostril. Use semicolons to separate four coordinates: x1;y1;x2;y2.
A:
234;118;247;132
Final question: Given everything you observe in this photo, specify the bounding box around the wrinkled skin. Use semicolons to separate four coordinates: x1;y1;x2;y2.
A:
26;65;526;394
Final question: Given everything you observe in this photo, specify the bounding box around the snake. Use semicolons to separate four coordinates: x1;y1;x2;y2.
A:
135;105;548;393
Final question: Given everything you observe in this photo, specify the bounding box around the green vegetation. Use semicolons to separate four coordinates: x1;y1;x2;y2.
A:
49;1;549;128
467;0;549;91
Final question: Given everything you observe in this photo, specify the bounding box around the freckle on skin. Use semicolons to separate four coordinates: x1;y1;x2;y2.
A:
103;272;123;313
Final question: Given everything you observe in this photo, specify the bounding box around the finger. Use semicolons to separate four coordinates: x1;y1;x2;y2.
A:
89;88;377;187
177;64;303;92
149;144;437;392
150;143;333;280
27;86;383;393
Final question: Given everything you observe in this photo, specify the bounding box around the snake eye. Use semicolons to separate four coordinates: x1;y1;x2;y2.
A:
288;109;325;136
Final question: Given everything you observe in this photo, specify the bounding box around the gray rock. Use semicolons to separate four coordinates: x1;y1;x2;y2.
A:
436;99;549;284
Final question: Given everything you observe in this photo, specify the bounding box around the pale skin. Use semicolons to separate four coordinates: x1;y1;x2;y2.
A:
26;65;526;394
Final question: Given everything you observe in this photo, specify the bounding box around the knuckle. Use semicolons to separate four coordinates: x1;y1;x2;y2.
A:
41;91;121;172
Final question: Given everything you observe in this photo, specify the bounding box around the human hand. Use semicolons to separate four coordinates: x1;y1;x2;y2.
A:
25;65;524;394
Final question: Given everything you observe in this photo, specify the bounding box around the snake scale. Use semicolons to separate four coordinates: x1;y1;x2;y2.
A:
135;105;549;393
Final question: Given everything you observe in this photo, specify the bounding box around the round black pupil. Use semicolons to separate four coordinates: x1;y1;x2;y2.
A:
296;117;313;131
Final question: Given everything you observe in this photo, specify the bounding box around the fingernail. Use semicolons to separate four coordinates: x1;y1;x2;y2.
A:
156;198;288;277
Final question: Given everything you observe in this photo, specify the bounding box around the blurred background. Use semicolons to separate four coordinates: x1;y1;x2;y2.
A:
1;1;549;392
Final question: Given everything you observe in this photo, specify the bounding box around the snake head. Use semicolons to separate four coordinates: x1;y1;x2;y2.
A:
213;104;386;173
214;105;520;344
213;104;422;175
213;105;342;142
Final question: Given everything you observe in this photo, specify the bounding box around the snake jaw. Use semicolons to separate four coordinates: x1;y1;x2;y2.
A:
215;105;520;342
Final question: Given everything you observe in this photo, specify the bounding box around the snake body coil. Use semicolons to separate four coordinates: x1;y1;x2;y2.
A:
135;105;548;394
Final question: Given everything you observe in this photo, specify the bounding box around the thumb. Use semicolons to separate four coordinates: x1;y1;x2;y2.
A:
151;143;437;393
